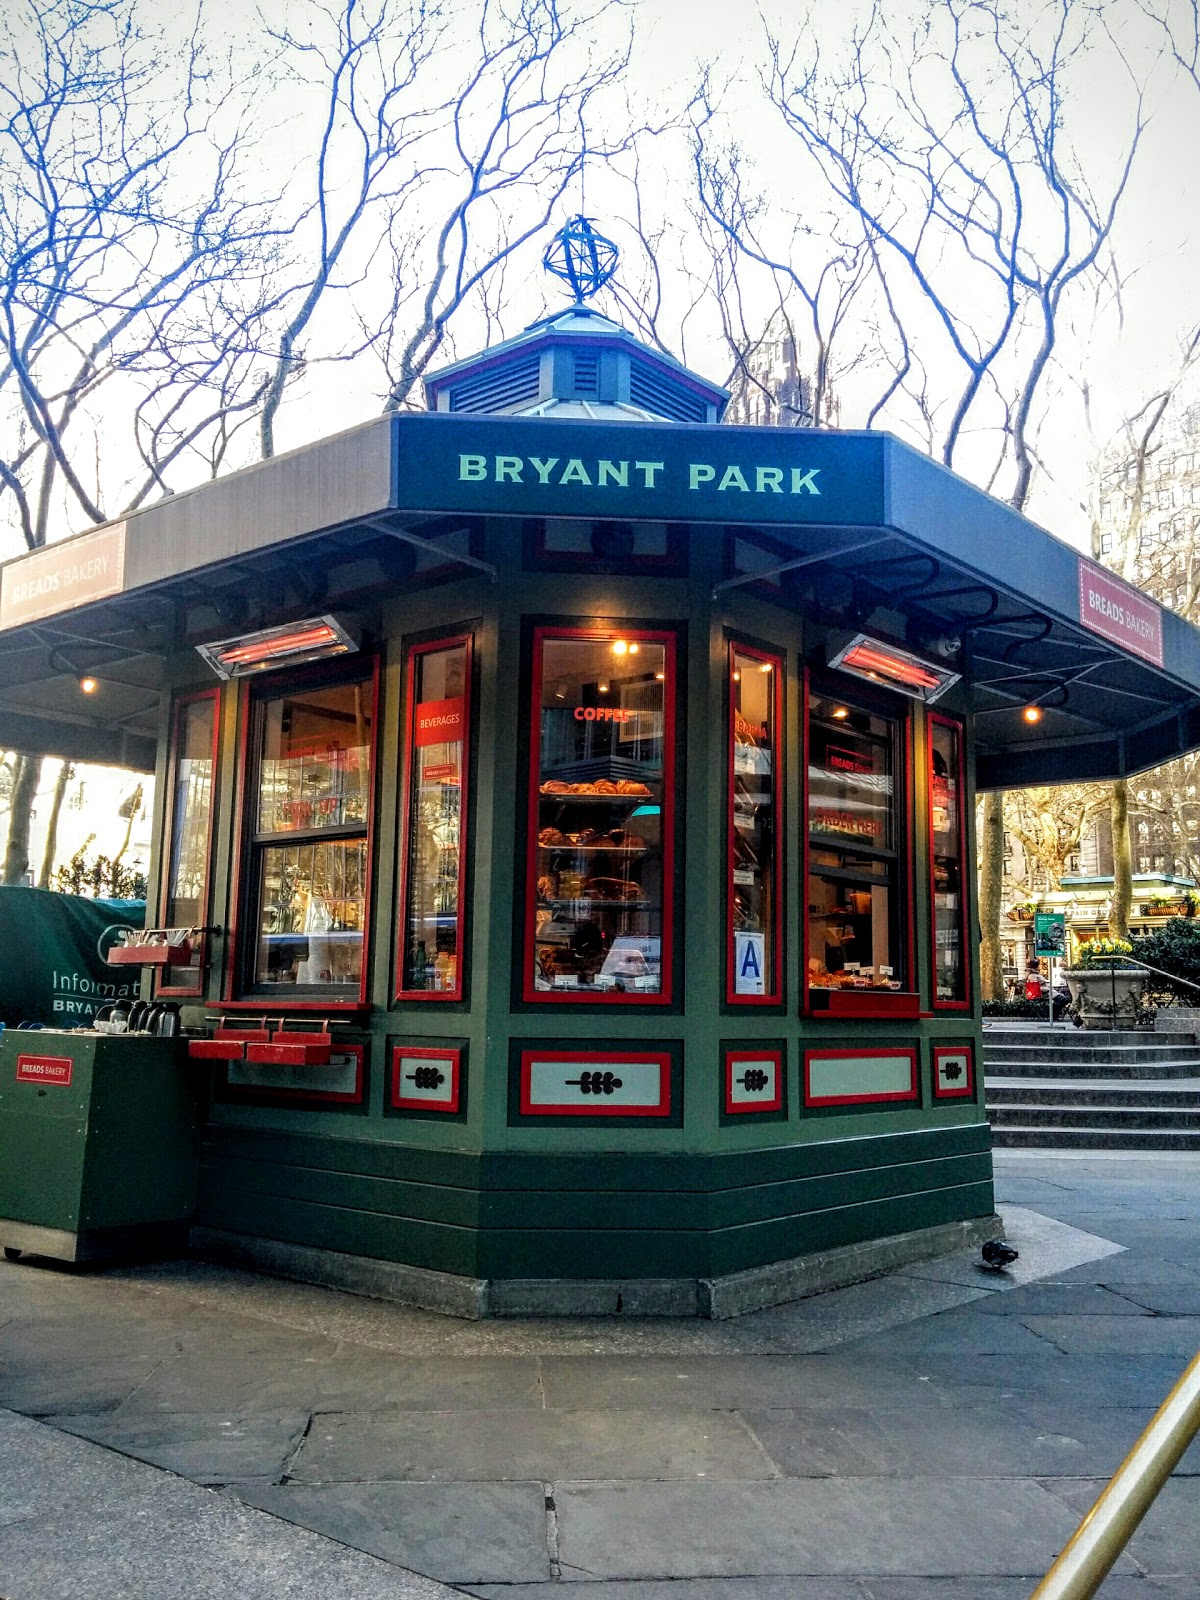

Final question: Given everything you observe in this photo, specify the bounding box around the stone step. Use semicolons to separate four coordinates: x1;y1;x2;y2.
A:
983;1028;1160;1046
982;1041;1199;1064
986;1078;1200;1108
987;1102;1200;1130
979;1056;1200;1080
990;1126;1200;1150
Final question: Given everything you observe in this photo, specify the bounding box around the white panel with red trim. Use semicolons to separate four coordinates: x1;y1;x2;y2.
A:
520;1051;671;1116
725;1051;783;1113
392;1047;462;1111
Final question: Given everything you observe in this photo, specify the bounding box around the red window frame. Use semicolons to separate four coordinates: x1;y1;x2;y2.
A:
928;711;971;1012
726;639;784;1007
522;624;677;1006
156;687;221;999
802;671;917;1019
395;632;473;1003
219;656;380;1013
803;1047;919;1107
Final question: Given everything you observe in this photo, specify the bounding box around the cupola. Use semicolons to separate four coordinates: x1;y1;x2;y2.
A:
423;219;729;425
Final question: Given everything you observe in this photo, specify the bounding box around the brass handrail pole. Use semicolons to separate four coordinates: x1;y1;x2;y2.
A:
1030;1350;1200;1600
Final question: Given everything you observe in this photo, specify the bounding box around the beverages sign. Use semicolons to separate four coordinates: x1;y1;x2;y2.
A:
0;522;126;632
414;696;465;747
1078;559;1163;666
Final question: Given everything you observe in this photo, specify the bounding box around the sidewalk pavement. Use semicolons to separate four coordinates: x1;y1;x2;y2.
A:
0;1151;1198;1599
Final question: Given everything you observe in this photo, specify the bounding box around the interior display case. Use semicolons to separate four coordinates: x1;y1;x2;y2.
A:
397;635;472;1000
727;642;782;1004
806;684;914;1015
237;665;376;1000
929;712;969;1007
524;626;674;1002
156;689;220;997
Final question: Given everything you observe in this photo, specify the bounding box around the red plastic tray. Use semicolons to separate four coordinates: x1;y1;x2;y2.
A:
244;1032;332;1067
108;941;192;968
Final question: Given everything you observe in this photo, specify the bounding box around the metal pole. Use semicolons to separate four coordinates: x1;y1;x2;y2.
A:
1111;958;1117;1024
1030;1350;1200;1600
1048;954;1054;1028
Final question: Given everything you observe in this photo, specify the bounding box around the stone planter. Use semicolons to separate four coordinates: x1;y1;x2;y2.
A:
1064;966;1146;1030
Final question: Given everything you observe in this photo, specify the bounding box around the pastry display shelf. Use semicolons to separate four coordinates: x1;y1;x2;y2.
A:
537;844;649;855
538;791;656;803
539;897;655;911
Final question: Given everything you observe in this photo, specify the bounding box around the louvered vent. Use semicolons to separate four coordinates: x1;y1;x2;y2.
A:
628;362;707;422
449;355;540;413
572;351;599;397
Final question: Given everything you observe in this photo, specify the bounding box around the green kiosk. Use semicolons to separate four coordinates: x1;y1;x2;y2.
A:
3;232;1200;1313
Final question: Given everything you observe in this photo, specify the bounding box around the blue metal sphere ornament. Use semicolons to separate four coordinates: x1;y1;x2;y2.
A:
542;216;619;302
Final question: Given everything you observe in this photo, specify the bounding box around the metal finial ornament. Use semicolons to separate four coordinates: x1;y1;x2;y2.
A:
542;216;619;302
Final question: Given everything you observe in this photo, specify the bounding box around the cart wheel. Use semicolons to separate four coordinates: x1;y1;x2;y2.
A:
3;1247;22;1262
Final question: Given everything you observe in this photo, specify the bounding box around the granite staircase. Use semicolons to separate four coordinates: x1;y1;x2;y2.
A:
983;1026;1200;1150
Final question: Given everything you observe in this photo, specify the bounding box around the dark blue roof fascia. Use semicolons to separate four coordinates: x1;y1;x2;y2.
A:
389;412;1200;788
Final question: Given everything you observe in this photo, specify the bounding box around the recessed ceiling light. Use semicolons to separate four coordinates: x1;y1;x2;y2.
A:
79;676;98;695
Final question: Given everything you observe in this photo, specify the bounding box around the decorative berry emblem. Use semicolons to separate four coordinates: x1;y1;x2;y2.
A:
737;1069;770;1093
566;1071;623;1095
408;1066;446;1089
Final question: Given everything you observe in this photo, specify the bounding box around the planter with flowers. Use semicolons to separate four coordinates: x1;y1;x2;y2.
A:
1064;937;1145;1030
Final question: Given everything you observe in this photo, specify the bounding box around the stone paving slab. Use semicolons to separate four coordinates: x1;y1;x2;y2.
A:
537;1354;952;1415
0;1351;165;1416
1019;1314;1200;1356
551;1477;1110;1579
114;1350;544;1416
908;1350;1192;1408
52;1409;310;1483
969;1282;1152;1316
466;1581;1196;1600
294;1408;778;1484
1046;1477;1200;1576
466;1581;872;1599
0;1409;456;1600
744;1399;1162;1479
1108;1283;1200;1315
232;1479;553;1582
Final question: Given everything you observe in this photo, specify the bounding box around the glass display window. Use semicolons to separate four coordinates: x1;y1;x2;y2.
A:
157;688;220;997
237;665;376;1001
727;642;782;1004
806;684;913;1014
929;712;969;1008
525;626;675;1003
397;634;472;1001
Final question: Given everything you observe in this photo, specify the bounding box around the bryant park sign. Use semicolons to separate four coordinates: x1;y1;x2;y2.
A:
391;415;889;528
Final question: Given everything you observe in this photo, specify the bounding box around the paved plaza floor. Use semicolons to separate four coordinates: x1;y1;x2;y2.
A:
1;1151;1199;1598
